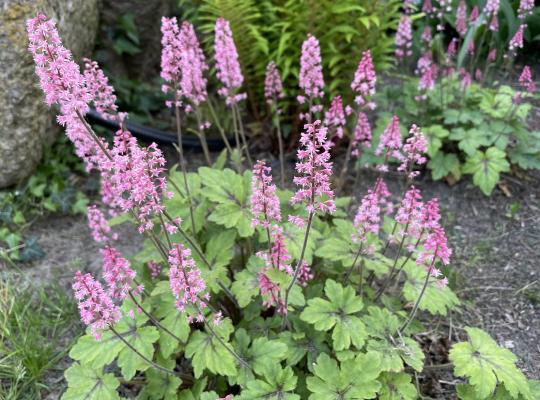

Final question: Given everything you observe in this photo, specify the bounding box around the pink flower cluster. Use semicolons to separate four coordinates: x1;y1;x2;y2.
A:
484;0;500;31
518;0;534;19
258;269;286;314
351;112;372;158
395;186;424;241
509;25;526;54
351;50;376;108
298;34;325;102
83;58;124;122
519;66;535;93
160;17;183;106
291;121;335;217
87;205;117;243
352;179;392;246
169;244;208;323
456;1;468;37
325;96;347;140
251;161;281;228
375;115;402;167
101;246;139;300
417;226;451;287
179;21;208;107
101;131;171;233
399;125;428;178
421;27;432;45
214;18;246;106
264;61;284;104
395;15;413;59
147;261;161;279
260;225;293;274
72;271;121;340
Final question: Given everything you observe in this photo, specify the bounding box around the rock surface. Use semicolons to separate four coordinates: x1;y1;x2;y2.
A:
0;0;99;188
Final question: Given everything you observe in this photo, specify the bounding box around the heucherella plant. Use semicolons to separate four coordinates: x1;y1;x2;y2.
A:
27;13;536;400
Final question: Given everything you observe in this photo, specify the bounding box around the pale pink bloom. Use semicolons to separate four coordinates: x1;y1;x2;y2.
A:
288;215;306;228
83;59;123;122
179;21;208;106
395;15;413;59
264;61;284;104
213;311;223;326
251;160;281;228
519;66;535;93
160;17;183;106
460;68;472;90
258;269;286;314
467;40;475;55
487;48;497;62
484;0;500;16
101;246;138;300
298;34;325;102
351;50;376;107
415;51;433;76
509;24;526;54
87;205;117;243
518;0;534;19
488;14;499;32
257;225;293;275
422;198;441;231
469;6;479;23
26;14;90;116
446;38;459;60
147;261;161;279
297;262;314;286
395;186;424;241
72;271;121;340
456;1;468;37
351;112;372;158
421;27;433;44
475;68;483;81
404;0;415;14
416;64;438;101
169;244;208;322
325;96;347;140
422;0;434;14
417;226;452;268
352;179;392;243
214;18;246;106
291;121;335;215
399;125;428;178
376;116;402;165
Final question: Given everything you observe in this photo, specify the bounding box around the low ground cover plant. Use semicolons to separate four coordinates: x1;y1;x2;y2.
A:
25;8;539;400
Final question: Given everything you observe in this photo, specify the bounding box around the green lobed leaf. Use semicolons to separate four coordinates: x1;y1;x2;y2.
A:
377;372;417;400
239;364;299;400
463;147;510;195
449;327;532;399
62;363;120;400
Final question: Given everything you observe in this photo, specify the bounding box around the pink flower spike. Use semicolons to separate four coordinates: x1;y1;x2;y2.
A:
351;112;372;158
179;21;209;106
325;96;347;141
297;262;314;286
83;59;123;122
456;1;468;37
72;271;121;340
352;179;392;243
87;205;117;243
169;243;208;321
214;18;246;106
258;269;287;314
484;0;500;16
395;15;413;60
422;198;441;231
395;186;424;241
291;120;335;214
399;124;428;178
519;66;535;93
417;226;452;267
264;61;284;104
351;50;376;107
509;24;526;54
147;261;161;279
518;0;534;19
251;160;281;228
160;17;183;105
299;34;325;101
469;6;479;23
421;27;432;44
376;115;402;158
422;0;434;14
101;246;138;300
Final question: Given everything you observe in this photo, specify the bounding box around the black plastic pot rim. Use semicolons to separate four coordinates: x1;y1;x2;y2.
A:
86;109;234;151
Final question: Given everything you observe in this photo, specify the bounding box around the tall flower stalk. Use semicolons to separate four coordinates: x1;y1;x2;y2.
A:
298;34;325;123
264;61;286;187
160;17;197;234
282;121;334;326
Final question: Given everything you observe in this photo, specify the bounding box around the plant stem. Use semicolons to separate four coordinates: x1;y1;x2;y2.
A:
207;98;233;154
195;306;251;370
234;103;252;167
109;326;178;377
174;100;197;235
274;108;286;189
343;243;363;284
195;107;212;165
398;257;437;334
282;211;314;328
128;291;185;344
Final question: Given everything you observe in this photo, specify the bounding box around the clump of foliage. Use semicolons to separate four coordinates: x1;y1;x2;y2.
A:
25;13;538;400
376;75;538;195
0;137;89;263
